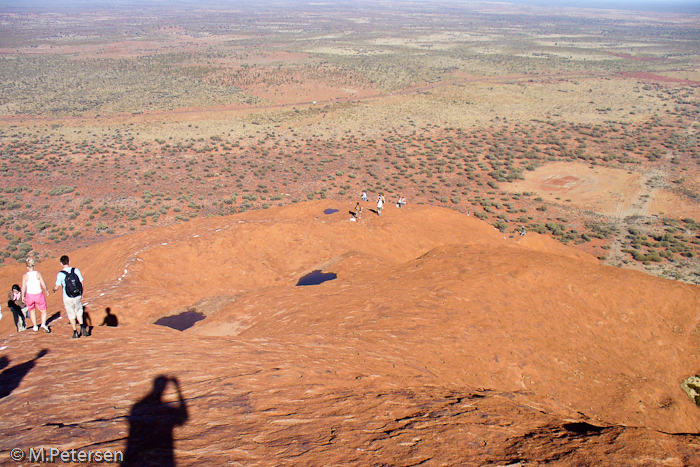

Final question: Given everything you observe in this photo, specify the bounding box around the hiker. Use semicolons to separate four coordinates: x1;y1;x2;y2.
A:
53;255;89;339
8;284;28;332
376;194;385;216
353;202;362;219
21;257;51;333
396;195;406;208
361;191;368;202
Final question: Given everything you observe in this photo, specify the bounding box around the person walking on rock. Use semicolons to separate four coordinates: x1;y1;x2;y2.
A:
21;258;51;333
53;255;89;339
353;202;362;219
376;194;385;216
8;284;28;332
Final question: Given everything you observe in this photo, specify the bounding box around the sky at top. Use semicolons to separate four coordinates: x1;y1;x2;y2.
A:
1;0;699;10
498;0;700;12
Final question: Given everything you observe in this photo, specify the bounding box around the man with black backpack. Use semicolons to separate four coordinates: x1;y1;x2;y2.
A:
53;255;90;339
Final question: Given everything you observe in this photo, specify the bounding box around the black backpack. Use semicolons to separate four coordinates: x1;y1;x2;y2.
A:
61;268;83;298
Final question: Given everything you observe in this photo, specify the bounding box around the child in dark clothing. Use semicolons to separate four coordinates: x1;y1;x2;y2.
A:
7;284;28;332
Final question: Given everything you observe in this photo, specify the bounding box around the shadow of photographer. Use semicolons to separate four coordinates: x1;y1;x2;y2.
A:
121;375;188;467
0;349;49;399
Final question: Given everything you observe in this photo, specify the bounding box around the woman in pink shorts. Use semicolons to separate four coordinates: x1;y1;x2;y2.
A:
21;257;51;333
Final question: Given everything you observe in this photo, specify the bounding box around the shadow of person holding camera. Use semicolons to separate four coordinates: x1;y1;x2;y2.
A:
0;349;49;399
121;375;188;467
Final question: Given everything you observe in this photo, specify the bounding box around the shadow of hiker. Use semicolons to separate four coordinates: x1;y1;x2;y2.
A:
46;311;61;326
83;306;94;335
0;349;48;399
121;375;188;467
368;208;378;215
101;307;118;327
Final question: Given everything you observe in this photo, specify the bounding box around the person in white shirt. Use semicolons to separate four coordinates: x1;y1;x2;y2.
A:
21;257;50;333
53;255;89;339
376;194;385;216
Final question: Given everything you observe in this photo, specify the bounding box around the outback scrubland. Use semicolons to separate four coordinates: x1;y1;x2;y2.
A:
0;0;699;282
2;2;700;465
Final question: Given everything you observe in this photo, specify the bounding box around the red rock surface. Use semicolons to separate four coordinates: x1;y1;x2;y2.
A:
1;201;699;465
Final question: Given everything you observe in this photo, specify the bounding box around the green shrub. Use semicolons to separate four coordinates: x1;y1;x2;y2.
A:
47;186;75;196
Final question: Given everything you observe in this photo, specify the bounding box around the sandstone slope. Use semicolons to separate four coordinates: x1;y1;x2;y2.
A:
1;201;699;465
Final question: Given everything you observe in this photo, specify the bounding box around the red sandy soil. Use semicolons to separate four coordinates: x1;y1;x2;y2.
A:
618;71;700;86
506;162;646;217
0;201;699;465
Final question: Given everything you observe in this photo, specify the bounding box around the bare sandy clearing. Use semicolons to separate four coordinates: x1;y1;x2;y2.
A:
505;162;646;218
520;50;621;61
506;162;700;221
370;32;496;48
650;191;700;220
304;46;391;56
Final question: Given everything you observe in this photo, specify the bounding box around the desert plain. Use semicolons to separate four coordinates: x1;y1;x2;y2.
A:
0;0;700;465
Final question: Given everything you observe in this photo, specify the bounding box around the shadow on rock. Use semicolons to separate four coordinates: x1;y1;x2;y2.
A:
46;311;61;326
101;307;118;327
0;349;49;399
121;375;188;467
83;306;95;335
